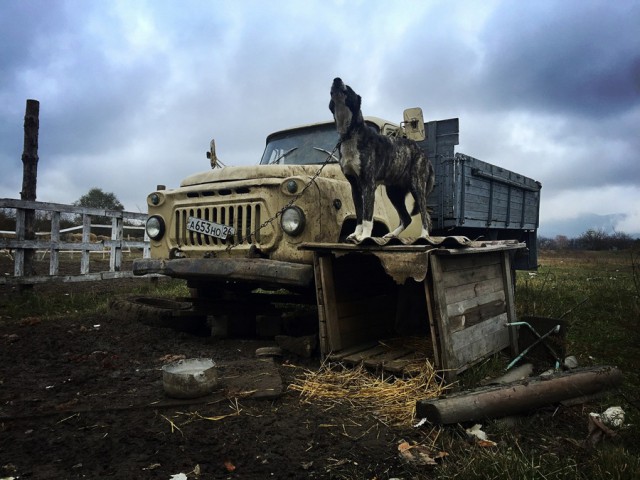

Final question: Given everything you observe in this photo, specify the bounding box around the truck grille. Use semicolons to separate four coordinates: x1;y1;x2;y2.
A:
174;203;266;247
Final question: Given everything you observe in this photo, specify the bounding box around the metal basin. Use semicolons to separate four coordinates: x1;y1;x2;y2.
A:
162;358;218;399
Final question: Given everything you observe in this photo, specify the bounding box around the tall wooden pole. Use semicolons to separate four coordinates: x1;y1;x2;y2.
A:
21;99;39;279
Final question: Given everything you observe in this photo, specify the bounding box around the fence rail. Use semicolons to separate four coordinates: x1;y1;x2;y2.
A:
0;198;150;285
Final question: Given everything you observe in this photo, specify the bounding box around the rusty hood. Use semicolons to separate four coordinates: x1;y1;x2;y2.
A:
180;164;345;187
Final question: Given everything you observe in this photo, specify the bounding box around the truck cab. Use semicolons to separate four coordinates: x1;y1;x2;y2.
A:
134;117;412;292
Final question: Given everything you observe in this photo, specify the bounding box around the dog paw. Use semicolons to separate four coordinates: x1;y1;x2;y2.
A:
354;234;372;243
382;232;398;240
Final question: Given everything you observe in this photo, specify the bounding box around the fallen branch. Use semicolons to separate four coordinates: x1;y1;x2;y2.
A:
416;366;622;424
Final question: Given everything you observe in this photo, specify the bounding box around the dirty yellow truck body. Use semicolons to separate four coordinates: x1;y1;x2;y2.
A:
133;116;540;291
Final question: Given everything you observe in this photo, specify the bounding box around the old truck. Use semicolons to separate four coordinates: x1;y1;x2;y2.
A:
133;114;540;301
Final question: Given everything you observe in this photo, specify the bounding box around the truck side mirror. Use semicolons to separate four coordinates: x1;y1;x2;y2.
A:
403;108;425;141
208;139;222;169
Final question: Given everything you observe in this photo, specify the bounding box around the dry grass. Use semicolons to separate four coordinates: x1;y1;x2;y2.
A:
290;355;448;427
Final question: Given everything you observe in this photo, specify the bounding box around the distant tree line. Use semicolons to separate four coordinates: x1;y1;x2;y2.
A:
538;229;639;251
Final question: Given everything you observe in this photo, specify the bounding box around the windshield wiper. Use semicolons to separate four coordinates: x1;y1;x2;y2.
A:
269;147;298;165
313;147;339;162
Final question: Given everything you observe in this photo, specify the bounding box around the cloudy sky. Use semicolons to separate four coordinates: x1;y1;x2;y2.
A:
1;0;639;238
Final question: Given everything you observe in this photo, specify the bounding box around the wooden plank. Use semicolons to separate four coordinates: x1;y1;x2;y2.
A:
448;297;506;333
0;239;104;251
14;208;25;277
313;253;329;356
49;211;60;275
326;341;378;361
317;254;342;353
446;289;505;318
501;251;519;356
424;279;441;368
385;354;423;374
362;348;414;368
429;255;455;372
110;216;123;272
342;345;389;364
81;214;91;275
0;198;148;220
442;263;502;289
434;242;525;256
449;312;509;353
444;275;503;304
438;251;501;272
0;271;139;285
450;313;510;367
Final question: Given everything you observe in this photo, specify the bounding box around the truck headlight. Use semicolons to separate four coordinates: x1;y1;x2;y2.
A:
280;206;305;236
146;215;165;240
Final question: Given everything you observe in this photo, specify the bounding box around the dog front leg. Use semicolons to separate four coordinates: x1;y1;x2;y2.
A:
356;184;376;241
346;176;363;242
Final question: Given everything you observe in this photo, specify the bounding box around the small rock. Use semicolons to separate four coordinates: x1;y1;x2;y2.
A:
563;356;579;369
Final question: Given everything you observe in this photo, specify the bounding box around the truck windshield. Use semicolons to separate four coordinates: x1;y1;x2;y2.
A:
260;124;340;165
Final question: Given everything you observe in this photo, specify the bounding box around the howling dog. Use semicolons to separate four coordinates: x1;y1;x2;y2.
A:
329;77;435;242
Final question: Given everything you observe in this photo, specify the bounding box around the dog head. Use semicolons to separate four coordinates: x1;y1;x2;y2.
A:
329;77;362;135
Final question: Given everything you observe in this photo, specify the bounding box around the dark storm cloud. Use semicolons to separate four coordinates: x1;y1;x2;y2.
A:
0;2;70;95
479;1;640;118
1;1;171;157
376;0;640;119
372;0;640;222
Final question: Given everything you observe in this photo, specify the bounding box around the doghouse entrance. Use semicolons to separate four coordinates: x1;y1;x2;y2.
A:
304;240;523;381
314;252;433;373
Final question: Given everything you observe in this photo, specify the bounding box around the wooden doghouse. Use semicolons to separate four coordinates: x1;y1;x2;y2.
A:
302;239;524;382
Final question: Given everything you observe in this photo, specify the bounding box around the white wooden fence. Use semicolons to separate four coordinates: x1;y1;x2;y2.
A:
0;198;150;285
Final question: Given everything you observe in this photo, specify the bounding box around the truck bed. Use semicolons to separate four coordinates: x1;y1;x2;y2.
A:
418;118;541;269
432;153;541;231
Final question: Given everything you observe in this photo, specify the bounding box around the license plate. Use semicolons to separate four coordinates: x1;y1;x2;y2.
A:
186;216;235;239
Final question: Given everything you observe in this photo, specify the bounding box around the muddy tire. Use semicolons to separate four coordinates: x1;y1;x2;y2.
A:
255;346;283;358
108;296;206;333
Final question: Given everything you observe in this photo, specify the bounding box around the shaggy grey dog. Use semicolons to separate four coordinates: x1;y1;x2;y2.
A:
329;77;435;241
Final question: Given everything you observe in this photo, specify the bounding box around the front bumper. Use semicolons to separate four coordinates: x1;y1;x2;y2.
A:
133;257;314;289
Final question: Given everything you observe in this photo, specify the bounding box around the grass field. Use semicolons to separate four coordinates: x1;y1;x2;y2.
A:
444;249;640;479
517;250;639;387
2;249;639;478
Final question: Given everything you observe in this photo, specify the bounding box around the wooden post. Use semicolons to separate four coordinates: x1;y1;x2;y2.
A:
416;366;623;424
20;99;40;284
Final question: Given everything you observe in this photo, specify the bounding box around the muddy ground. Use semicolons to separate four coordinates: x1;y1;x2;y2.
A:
0;276;452;480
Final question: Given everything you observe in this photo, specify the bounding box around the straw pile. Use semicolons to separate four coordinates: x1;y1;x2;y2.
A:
290;352;449;427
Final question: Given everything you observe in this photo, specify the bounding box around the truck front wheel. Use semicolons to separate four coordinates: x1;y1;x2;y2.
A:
108;296;207;334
